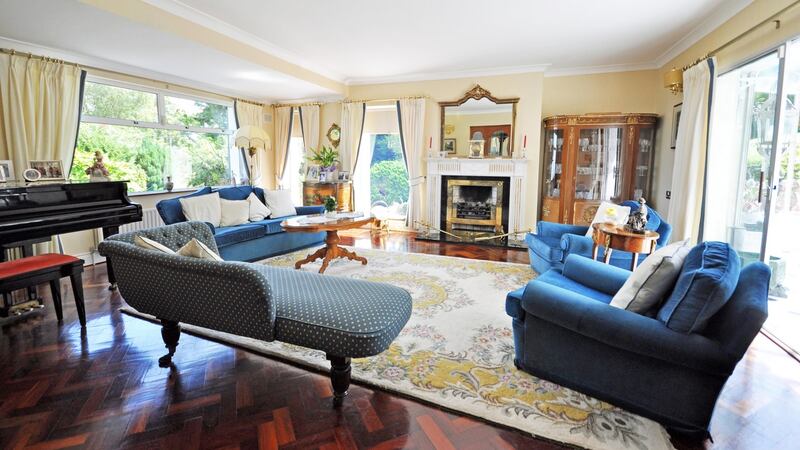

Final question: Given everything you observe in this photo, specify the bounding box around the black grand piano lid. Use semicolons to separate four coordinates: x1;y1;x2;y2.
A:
0;180;135;212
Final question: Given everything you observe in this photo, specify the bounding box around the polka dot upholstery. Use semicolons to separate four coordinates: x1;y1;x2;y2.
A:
99;221;412;358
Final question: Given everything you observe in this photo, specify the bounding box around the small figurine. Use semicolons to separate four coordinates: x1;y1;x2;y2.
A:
86;150;110;182
626;198;649;234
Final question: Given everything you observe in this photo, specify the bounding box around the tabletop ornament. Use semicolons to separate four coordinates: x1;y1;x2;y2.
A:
625;198;649;234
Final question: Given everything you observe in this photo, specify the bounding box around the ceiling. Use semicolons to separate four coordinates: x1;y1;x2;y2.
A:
0;0;752;102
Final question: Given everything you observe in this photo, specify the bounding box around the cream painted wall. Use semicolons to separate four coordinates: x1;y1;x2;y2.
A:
348;72;544;230
652;0;800;216
542;70;659;118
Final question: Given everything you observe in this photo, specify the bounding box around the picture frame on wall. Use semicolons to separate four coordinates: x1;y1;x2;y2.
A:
443;138;456;154
0;160;15;182
671;103;682;149
29;160;65;181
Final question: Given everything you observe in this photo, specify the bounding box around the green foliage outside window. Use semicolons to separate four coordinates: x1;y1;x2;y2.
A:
370;160;409;206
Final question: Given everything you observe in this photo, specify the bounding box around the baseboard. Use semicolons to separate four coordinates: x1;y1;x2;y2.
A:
71;251;105;266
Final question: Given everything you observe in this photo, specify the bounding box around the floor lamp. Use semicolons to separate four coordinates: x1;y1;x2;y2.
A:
234;125;270;186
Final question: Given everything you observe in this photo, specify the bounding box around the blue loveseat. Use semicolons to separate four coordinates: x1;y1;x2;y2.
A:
156;186;324;261
506;243;770;438
526;200;673;274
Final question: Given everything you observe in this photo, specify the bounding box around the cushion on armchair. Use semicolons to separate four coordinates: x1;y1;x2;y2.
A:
657;242;741;333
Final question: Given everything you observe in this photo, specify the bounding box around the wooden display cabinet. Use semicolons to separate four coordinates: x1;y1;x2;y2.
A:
303;181;352;211
540;113;658;225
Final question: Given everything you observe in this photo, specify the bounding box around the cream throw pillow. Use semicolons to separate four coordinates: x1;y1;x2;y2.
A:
585;201;631;237
247;192;272;221
264;189;296;218
179;193;222;227
610;240;691;314
176;238;223;261
219;199;250;227
134;235;175;254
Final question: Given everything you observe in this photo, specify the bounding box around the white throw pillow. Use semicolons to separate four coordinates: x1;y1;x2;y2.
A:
176;238;223;261
263;189;296;218
219;199;250;227
179;192;222;227
134;235;175;254
585;201;631;237
247;192;272;221
610;240;691;314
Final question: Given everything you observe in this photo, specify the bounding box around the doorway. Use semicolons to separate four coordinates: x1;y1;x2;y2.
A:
706;40;800;355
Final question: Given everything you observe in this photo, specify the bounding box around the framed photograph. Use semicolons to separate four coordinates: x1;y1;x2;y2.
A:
29;160;65;180
671;103;682;149
0;160;15;181
468;139;485;159
338;171;350;182
305;165;319;181
443;138;457;154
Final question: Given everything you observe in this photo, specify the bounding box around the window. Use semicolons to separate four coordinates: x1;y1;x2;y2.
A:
354;105;409;221
71;79;245;192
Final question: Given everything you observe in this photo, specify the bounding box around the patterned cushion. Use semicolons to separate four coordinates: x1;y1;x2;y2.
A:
251;265;413;358
214;224;267;247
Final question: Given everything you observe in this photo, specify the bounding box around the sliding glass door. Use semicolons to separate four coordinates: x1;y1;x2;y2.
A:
707;40;800;354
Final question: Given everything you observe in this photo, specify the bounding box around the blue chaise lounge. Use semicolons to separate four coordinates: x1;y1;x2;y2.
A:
156;186;324;261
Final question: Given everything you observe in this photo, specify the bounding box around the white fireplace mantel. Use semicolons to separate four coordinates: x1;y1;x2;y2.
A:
426;158;528;235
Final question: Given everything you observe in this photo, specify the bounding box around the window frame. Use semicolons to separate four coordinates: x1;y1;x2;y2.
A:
80;76;234;136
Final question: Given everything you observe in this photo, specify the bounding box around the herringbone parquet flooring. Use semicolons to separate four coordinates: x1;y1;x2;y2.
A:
1;230;798;449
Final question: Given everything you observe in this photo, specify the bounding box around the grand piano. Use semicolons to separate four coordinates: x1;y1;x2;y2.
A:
0;181;142;316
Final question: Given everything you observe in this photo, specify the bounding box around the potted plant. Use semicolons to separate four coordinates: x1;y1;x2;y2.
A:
308;146;339;182
324;196;338;218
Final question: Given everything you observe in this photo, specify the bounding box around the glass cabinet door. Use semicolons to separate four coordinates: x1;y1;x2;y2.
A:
574;127;623;202
633;126;655;200
541;128;563;222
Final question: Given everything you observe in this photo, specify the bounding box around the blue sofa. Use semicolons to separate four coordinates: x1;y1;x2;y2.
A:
526;200;673;274
506;244;769;438
156;186;325;261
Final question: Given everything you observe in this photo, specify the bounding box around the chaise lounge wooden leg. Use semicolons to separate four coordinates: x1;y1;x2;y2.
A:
327;354;351;407
159;319;181;368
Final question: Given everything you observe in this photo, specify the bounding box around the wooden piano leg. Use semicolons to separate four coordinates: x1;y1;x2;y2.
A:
103;227;119;290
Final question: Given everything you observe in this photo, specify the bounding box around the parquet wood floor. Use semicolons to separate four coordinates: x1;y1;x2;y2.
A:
1;229;798;449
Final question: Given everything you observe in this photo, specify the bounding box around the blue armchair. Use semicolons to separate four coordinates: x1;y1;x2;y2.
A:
506;251;770;438
526;200;672;273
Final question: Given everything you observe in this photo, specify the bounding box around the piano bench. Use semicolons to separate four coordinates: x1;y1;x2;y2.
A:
0;254;86;327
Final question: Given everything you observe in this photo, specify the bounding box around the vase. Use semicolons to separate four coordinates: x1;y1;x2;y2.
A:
165;176;174;192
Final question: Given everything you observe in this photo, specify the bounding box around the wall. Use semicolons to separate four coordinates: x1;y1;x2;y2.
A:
348;72;544;230
542;70;659;118
652;0;800;216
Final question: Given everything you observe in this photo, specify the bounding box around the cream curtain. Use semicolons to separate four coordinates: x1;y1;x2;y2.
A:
667;57;716;243
234;100;264;184
274;106;294;186
299;104;320;156
397;98;426;228
340;102;365;175
0;53;84;179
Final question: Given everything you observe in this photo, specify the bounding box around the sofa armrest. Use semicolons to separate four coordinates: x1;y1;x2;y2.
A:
204;221;216;234
536;221;588;238
520;281;733;374
561;254;630;295
295;205;325;216
559;233;595;257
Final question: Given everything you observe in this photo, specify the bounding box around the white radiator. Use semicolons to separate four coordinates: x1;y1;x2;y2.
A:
119;208;164;233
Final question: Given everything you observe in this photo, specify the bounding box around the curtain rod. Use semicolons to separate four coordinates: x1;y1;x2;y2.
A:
342;95;428;104
235;98;266;107
683;0;800;70
272;101;325;108
1;47;266;106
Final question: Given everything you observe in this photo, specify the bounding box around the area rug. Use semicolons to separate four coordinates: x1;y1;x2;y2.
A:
123;248;674;450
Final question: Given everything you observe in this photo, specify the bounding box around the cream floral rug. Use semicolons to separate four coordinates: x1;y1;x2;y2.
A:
125;248;674;450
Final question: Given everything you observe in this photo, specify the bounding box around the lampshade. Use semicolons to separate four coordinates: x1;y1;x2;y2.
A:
234;125;270;151
664;68;683;94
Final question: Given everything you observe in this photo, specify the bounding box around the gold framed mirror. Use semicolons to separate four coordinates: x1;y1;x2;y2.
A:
439;85;518;158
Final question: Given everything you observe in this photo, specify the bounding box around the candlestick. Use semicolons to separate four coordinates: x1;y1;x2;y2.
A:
429;136;432;149
523;134;527;149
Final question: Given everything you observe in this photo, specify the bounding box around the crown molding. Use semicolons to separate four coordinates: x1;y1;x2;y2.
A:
0;36;275;103
654;0;752;68
543;61;659;78
142;0;346;83
345;64;550;86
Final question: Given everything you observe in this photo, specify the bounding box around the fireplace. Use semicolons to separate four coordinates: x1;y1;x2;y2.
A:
441;176;509;239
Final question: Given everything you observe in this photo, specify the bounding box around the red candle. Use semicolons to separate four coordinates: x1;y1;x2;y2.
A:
523;135;527;148
429;136;432;149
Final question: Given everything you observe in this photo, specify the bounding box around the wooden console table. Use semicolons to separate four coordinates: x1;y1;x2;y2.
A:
591;223;659;270
303;181;352;211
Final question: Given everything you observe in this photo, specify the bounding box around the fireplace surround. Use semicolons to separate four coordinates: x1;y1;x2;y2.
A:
443;176;509;238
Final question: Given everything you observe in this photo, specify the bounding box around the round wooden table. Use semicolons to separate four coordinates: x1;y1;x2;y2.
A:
281;215;375;273
591;223;660;271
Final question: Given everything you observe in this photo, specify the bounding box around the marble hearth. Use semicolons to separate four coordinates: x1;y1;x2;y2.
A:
425;158;528;243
